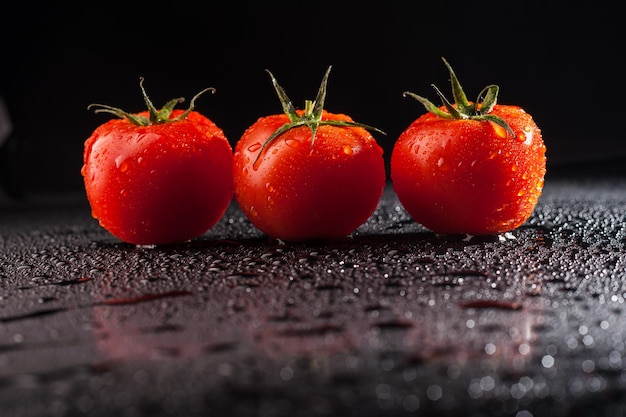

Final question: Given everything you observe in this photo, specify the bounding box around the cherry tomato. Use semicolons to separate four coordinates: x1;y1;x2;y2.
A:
82;79;234;245
233;67;386;241
391;58;546;235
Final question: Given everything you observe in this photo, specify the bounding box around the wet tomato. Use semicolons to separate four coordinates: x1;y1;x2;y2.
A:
391;58;546;235
233;67;386;241
82;79;234;245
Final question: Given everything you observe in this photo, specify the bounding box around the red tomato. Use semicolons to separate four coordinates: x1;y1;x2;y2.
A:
233;67;386;241
82;80;234;245
391;58;546;235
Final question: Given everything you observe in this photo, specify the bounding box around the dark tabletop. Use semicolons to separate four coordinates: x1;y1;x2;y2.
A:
1;168;626;417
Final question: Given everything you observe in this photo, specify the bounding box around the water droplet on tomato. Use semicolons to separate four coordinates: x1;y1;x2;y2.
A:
519;126;533;144
437;157;444;168
247;142;262;153
265;183;275;193
115;155;129;172
517;189;525;197
285;138;301;149
511;164;518;172
343;145;353;155
490;122;507;138
120;189;127;197
537;178;545;191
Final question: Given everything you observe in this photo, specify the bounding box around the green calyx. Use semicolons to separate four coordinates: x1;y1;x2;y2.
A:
253;66;386;166
404;57;515;138
87;77;215;126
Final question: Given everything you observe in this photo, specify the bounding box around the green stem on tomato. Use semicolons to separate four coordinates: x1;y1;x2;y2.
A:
403;57;516;138
87;78;215;126
253;66;386;168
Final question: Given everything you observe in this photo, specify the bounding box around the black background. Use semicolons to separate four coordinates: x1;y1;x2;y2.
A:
1;2;622;198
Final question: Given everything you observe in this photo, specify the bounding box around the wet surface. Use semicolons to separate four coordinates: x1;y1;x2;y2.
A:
1;175;626;416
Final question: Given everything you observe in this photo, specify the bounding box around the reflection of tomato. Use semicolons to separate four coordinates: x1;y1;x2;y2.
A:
233;67;386;241
82;79;233;245
391;58;547;235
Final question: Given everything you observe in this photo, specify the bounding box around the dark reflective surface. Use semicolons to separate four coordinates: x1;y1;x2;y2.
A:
1;176;626;416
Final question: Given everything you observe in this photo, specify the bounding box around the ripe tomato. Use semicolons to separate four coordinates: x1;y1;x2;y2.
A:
391;58;546;236
233;67;386;241
82;79;234;245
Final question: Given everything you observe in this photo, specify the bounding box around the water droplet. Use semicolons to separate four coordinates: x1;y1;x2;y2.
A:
490;122;507;138
249;206;258;218
519;126;533;144
285;138;301;149
115;155;129;172
437;157;444;167
541;354;554;368
426;384;442;401
511;164;518;172
247;142;262;153
518;189;525;197
343;144;353;155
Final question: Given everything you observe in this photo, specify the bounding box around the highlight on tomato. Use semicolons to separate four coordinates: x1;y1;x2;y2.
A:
232;66;387;242
82;79;234;245
390;57;547;236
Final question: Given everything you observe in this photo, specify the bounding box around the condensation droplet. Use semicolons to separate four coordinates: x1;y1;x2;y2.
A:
285;138;301;149
490;122;507;138
247;142;262;153
115;155;129;172
343;145;353;155
537;178;545;191
249;206;259;218
519;127;533;144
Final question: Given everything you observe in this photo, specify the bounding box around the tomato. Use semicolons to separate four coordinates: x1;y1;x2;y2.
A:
82;79;234;245
233;67;386;241
391;58;546;236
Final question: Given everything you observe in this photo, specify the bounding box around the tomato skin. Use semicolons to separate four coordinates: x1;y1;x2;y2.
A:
391;104;546;235
233;110;386;241
82;109;234;245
